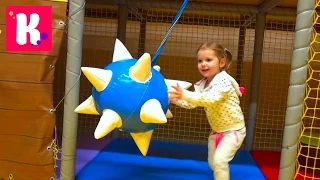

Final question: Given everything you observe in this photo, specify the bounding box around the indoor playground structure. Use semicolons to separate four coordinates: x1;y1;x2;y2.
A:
1;0;320;179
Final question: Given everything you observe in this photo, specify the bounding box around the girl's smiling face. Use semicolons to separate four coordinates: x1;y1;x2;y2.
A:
197;49;226;81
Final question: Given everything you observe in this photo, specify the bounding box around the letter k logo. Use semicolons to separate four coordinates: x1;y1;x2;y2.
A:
6;6;52;52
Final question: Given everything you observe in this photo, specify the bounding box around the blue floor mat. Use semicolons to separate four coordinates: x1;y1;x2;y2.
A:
76;138;265;180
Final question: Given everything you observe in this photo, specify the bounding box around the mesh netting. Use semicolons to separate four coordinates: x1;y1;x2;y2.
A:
253;16;296;151
295;2;320;178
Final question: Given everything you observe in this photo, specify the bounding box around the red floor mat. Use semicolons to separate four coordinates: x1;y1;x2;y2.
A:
250;150;320;180
250;150;280;180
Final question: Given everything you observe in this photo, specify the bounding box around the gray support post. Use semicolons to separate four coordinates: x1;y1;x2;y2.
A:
278;0;314;179
258;0;282;13
117;4;128;44
112;4;127;139
245;12;266;150
138;10;147;57
59;0;85;179
235;19;246;84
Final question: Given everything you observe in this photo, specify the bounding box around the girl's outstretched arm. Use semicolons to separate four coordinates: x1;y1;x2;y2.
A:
172;99;197;109
180;76;232;108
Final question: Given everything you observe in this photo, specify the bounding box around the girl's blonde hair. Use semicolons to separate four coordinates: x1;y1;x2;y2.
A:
196;42;232;71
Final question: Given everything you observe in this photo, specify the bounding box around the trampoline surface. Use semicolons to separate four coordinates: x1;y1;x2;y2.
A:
76;138;265;180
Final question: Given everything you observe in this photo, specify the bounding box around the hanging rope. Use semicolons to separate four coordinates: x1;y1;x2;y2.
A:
151;0;189;65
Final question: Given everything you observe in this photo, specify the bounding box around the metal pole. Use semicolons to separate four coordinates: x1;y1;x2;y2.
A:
60;0;85;179
258;0;282;13
138;10;147;57
87;0;296;17
245;12;266;150
278;0;314;179
117;4;128;44
235;16;246;84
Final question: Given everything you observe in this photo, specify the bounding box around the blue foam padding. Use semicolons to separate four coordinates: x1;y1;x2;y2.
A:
76;138;265;180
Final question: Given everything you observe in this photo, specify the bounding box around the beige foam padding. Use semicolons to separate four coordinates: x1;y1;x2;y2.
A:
0;81;54;110
0;52;58;83
0;109;56;138
0;0;67;179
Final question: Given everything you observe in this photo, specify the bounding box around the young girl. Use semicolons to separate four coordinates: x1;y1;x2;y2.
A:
168;43;246;180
